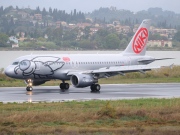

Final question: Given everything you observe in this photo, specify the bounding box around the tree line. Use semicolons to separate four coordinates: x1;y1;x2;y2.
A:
0;6;180;50
0;6;86;34
87;7;180;29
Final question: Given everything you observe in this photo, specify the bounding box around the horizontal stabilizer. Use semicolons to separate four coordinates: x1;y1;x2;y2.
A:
138;58;174;64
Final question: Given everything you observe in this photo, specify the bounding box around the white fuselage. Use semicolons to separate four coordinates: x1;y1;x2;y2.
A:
5;53;154;80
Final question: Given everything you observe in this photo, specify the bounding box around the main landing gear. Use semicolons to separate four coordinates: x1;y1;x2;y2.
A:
90;84;101;93
59;81;70;90
26;79;33;91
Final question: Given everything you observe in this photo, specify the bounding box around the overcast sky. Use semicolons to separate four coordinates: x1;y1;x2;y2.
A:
1;0;180;13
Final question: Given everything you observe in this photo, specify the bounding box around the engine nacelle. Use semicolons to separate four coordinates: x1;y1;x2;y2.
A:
70;74;96;88
24;79;47;86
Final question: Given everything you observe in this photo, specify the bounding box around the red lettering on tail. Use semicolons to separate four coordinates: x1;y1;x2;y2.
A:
133;28;148;54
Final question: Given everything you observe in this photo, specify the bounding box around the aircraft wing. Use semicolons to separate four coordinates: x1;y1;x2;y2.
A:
86;65;160;74
67;65;161;76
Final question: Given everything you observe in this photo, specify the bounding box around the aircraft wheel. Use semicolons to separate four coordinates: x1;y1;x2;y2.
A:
26;86;33;91
95;84;101;91
60;83;64;89
64;83;69;90
90;84;95;92
60;83;69;90
91;84;100;92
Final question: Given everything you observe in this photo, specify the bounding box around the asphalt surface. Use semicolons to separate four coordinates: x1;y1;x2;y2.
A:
0;83;180;103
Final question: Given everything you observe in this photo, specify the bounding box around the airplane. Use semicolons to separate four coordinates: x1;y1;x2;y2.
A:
5;19;170;92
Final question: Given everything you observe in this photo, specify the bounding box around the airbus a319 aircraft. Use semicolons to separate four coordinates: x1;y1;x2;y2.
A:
5;19;169;92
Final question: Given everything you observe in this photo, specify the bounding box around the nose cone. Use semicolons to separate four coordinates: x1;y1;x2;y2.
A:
5;66;15;77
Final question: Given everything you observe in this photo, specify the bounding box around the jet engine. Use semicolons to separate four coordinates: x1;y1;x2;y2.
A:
24;79;47;86
70;74;97;88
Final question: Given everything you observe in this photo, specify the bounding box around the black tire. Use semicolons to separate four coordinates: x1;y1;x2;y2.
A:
60;83;64;89
90;84;95;92
64;83;69;90
94;84;101;91
60;83;69;90
26;87;33;91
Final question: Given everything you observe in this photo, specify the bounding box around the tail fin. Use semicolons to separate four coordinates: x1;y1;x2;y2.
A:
123;19;151;56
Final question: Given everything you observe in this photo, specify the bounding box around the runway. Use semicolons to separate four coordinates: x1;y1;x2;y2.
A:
0;83;180;103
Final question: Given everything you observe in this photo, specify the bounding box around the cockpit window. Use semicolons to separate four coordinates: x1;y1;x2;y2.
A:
12;62;19;65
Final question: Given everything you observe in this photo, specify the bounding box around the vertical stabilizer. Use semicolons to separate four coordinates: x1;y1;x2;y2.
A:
123;19;151;56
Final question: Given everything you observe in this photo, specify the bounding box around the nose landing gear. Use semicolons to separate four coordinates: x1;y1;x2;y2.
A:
26;79;33;91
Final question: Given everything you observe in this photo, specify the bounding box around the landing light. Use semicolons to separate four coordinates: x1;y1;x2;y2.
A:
27;79;32;83
29;83;32;86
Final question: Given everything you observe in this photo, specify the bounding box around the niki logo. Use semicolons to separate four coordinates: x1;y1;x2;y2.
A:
132;27;148;54
63;57;70;62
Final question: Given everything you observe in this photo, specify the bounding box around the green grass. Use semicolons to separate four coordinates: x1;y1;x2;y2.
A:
0;98;180;134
